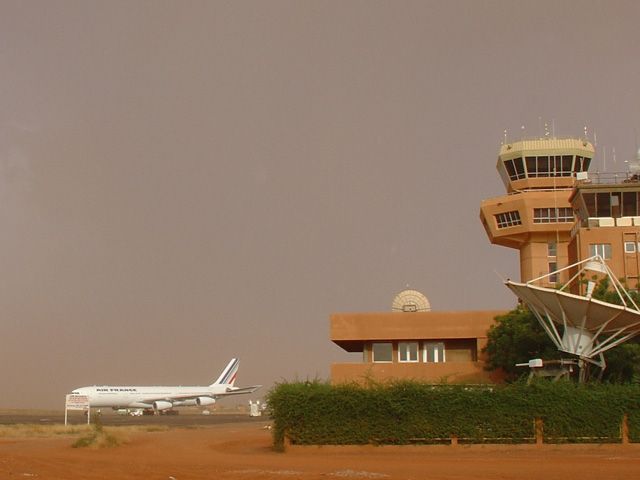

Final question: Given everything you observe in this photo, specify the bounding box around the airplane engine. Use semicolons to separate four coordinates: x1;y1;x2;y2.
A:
153;400;173;411
172;399;197;407
196;397;216;406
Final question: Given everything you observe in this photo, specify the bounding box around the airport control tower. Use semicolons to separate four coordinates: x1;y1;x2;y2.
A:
480;137;595;285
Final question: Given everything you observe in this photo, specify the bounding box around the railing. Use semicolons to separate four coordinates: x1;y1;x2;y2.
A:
506;187;574;195
578;216;640;228
579;171;640;185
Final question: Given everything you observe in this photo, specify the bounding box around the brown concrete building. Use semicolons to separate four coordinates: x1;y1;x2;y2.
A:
479;135;640;288
479;137;595;285
569;173;640;290
330;310;506;384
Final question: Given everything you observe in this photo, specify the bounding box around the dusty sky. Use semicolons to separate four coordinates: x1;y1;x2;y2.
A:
1;1;640;408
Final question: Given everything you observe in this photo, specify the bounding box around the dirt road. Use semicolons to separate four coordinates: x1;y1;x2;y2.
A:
1;421;639;480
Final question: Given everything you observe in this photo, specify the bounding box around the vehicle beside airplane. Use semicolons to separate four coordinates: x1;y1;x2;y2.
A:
70;358;260;413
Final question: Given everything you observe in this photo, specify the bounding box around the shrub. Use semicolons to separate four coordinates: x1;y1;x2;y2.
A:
267;380;640;448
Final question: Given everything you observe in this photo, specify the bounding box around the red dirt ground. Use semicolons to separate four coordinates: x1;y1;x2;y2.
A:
1;421;640;480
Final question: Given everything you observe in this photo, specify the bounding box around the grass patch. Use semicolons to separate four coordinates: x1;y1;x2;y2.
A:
72;417;121;449
72;426;122;449
0;424;92;438
0;423;168;440
71;418;169;449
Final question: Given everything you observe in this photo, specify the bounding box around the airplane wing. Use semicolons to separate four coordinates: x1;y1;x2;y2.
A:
218;385;262;396
139;392;211;403
140;385;261;404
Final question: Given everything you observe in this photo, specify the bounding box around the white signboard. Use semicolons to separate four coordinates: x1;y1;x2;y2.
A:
65;394;90;425
65;394;90;410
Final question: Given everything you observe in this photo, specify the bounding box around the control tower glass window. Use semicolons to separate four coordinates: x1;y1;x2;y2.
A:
574;156;592;173
559;155;573;175
504;158;525;180
524;155;574;177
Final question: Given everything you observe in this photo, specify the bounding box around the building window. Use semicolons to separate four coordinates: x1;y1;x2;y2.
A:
398;342;419;363
548;262;558;283
589;243;612;260
504;158;526;181
582;192;621;218
524;155;574;178
372;343;393;363
596;193;612;217
625;242;637;254
622;192;639;217
423;342;445;363
548;242;557;257
495;210;521;228
533;207;573;223
574;156;592;173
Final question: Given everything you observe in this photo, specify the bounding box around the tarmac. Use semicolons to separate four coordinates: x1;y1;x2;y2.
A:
0;410;266;427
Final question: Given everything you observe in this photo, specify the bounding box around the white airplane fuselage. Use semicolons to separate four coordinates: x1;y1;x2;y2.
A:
69;358;260;411
72;385;228;409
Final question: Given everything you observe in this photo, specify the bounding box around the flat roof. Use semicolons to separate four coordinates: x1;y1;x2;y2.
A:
499;137;594;159
331;311;505;351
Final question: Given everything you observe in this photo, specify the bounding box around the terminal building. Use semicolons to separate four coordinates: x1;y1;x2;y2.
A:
330;134;640;385
569;174;640;290
330;291;505;384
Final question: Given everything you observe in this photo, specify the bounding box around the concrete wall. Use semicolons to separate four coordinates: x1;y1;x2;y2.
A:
330;311;506;384
331;311;505;348
331;361;504;385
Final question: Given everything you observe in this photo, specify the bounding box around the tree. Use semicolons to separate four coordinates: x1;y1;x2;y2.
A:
484;277;640;383
483;306;559;381
589;275;640;307
590;276;640;383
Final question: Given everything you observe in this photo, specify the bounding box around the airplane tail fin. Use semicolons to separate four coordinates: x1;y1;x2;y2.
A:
211;358;239;386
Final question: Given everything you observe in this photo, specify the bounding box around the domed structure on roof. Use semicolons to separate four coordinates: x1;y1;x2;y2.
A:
392;289;431;312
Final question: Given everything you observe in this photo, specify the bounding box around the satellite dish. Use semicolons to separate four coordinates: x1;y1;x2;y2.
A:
392;290;431;313
505;256;640;381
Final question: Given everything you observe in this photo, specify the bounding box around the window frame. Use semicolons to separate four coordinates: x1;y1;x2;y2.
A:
495;210;522;229
371;342;393;363
533;207;573;223
589;243;612;260
423;342;446;363
548;261;558;283
398;342;419;363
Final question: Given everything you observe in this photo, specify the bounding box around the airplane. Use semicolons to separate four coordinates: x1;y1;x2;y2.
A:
70;358;261;413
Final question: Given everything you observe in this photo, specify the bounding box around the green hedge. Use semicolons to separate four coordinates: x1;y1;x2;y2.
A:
267;381;640;448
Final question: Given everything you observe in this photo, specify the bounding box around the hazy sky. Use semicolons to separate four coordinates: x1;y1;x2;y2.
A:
2;1;640;408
